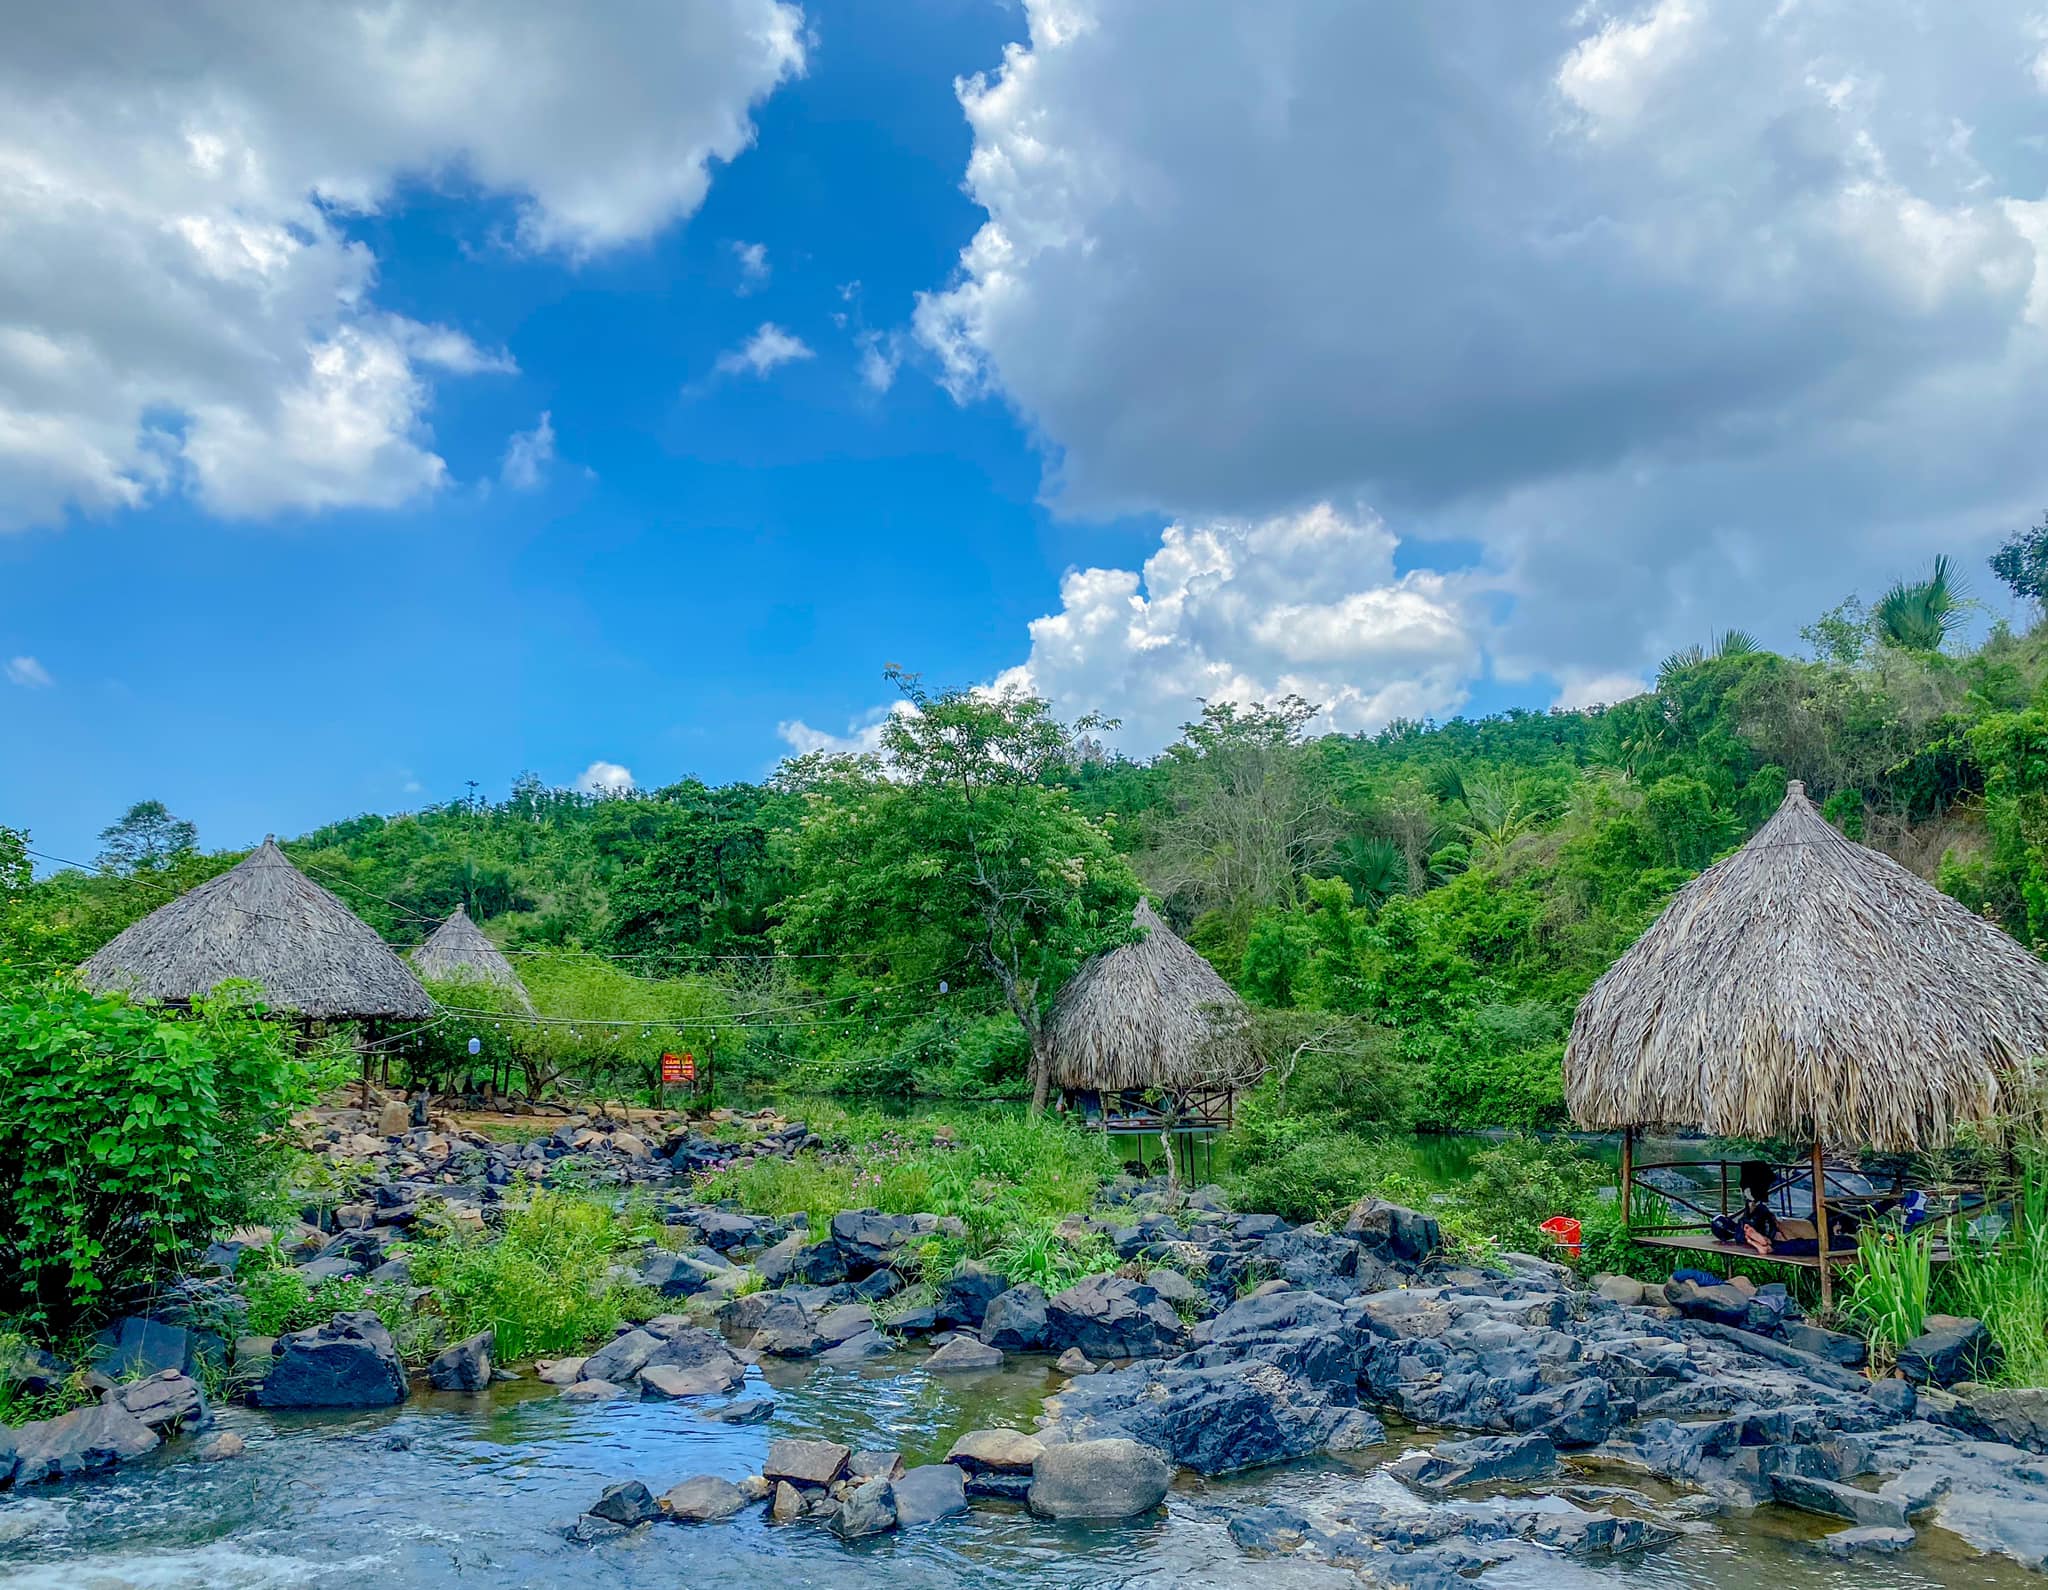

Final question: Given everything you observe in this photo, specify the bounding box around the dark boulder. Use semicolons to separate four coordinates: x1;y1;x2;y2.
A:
1953;1384;2048;1452
638;1250;724;1298
1046;1274;1188;1361
757;1234;848;1287
1664;1279;1753;1327
427;1329;494;1392
1388;1434;1558;1492
935;1261;1010;1328
112;1369;208;1435
983;1285;1050;1351
587;1480;660;1526
926;1336;1004;1372
765;1436;851;1487
12;1401;159;1484
580;1328;661;1386
1783;1323;1867;1369
95;1315;192;1379
1897;1318;2002;1387
254;1312;407;1409
831;1477;899;1539
893;1462;969;1526
830;1209;927;1274
661;1475;748;1521
1028;1437;1171;1519
1343;1197;1443;1265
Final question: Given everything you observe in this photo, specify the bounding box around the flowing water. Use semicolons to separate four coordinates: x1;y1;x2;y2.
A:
1;1351;2033;1590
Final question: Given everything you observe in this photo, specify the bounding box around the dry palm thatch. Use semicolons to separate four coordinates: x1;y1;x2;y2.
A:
1047;900;1259;1092
80;838;434;1021
411;903;535;1011
1565;780;2048;1151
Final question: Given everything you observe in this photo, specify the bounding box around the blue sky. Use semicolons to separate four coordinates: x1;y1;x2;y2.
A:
6;1;2047;867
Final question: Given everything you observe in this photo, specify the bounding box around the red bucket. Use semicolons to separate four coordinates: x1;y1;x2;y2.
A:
1539;1215;1582;1257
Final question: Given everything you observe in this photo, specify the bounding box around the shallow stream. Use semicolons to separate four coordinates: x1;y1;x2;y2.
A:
2;1350;2034;1590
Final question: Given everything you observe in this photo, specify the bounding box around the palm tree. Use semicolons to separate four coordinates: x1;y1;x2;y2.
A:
1332;835;1407;906
1655;628;1760;690
1451;776;1535;863
1873;555;1969;653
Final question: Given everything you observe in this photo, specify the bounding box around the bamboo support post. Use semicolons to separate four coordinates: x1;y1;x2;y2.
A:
1620;1128;1633;1233
1813;1140;1832;1314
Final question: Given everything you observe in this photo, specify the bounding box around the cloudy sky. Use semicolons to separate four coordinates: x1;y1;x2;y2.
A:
5;0;2047;860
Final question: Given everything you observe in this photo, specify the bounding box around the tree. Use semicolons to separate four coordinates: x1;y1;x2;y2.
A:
96;800;198;874
1873;555;1969;653
777;671;1139;1113
1990;512;2048;615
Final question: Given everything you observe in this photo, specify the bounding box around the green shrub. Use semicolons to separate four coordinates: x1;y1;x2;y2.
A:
403;1189;655;1360
1846;1225;1933;1366
1458;1135;1609;1253
0;980;305;1324
1934;1173;2048;1387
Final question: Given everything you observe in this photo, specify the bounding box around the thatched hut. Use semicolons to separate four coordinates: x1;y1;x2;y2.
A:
410;904;535;1012
1564;779;2048;1302
1047;899;1259;1123
80;837;433;1022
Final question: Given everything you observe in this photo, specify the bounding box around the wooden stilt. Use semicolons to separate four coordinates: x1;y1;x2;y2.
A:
1813;1140;1832;1314
1620;1128;1634;1234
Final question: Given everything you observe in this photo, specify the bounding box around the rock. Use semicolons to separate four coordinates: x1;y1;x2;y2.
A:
640;1363;740;1398
748;1296;829;1358
1866;1378;1916;1418
427;1329;494;1392
1343;1197;1443;1264
377;1101;411;1136
1594;1274;1646;1306
982;1284;1050;1351
535;1356;588;1385
892;1462;970;1527
1955;1384;2048;1452
927;1335;1005;1372
764;1437;851;1487
1819;1525;1916;1556
588;1480;659;1527
830;1209;925;1273
1046;1274;1188;1360
849;1449;904;1482
580;1328;661;1385
197;1431;246;1461
935;1260;1011;1327
830;1476;898;1538
737;1473;772;1502
1897;1318;2002;1387
757;1234;848;1288
254;1312;407;1409
661;1476;748;1522
95;1315;192;1379
562;1379;634;1401
12;1401;159;1484
564;1513;630;1544
1057;1347;1097;1376
1663;1278;1753;1327
945;1427;1045;1474
705;1397;777;1424
0;1342;69;1396
1782;1323;1867;1368
638;1250;724;1298
113;1370;208;1434
1028;1437;1172;1520
1145;1268;1200;1308
1770;1473;1908;1529
1389;1434;1558;1492
694;1210;762;1252
770;1480;805;1521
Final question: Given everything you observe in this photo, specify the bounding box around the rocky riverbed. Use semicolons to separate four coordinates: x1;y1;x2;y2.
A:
5;1151;2048;1586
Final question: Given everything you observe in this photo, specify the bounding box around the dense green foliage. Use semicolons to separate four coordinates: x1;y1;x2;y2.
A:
0;982;306;1323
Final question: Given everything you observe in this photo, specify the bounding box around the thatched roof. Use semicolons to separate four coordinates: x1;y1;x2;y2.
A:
1047;900;1259;1092
1564;780;2048;1150
411;904;534;1010
80;838;434;1021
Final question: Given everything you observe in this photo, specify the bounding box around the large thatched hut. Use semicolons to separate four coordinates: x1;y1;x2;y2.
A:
1564;779;2048;1302
80;837;433;1022
410;904;535;1012
1046;899;1258;1124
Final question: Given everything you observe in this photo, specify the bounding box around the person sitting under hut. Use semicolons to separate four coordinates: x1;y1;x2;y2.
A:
1711;1159;1859;1256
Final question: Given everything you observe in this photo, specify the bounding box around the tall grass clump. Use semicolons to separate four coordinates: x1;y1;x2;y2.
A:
404;1189;654;1360
1846;1225;1934;1367
1935;1173;2048;1387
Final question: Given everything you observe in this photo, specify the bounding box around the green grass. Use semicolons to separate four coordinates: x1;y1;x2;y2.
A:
402;1189;657;1361
1846;1225;1934;1368
697;1106;1121;1285
1934;1174;2048;1387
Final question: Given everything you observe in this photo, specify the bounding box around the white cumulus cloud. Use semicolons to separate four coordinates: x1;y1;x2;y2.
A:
574;760;635;796
5;656;53;688
0;0;804;532
776;704;903;757
917;0;2048;707
500;412;556;491
716;322;815;378
993;504;1482;752
732;240;771;293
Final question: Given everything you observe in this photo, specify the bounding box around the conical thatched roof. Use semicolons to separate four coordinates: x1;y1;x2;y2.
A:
1047;900;1259;1092
1564;780;2048;1151
411;904;534;1010
80;838;434;1021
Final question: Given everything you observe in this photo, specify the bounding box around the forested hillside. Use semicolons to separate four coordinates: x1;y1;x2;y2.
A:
11;560;2048;1129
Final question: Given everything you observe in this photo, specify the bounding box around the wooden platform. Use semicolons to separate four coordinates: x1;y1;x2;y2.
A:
1634;1230;1955;1269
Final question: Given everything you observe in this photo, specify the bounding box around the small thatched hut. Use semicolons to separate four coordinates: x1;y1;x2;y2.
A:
1047;899;1259;1114
1564;779;2048;1301
80;837;434;1022
411;904;535;1011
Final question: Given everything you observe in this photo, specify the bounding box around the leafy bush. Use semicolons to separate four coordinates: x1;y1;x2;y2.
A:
403;1189;656;1360
1457;1135;1610;1254
0;980;305;1324
1935;1172;2048;1387
1846;1225;1933;1367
